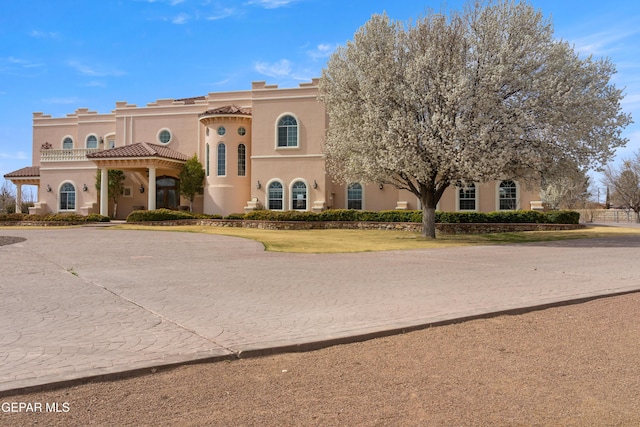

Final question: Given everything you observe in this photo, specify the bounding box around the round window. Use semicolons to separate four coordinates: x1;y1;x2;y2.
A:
217;126;226;136
158;129;172;144
238;127;246;136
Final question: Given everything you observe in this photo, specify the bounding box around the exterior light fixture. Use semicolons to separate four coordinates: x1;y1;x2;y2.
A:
313;180;318;189
83;184;88;192
139;185;145;193
256;180;261;189
99;137;104;144
46;184;52;192
379;183;384;190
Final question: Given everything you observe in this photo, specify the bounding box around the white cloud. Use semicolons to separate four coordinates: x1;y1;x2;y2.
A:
171;12;191;24
67;60;125;77
29;30;60;39
206;8;236;20
571;28;640;57
41;97;82;105
255;59;293;78
245;0;297;9
4;57;43;69
307;43;337;60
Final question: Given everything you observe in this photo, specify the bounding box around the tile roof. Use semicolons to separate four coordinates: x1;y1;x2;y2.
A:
3;166;40;178
199;105;252;117
86;142;189;161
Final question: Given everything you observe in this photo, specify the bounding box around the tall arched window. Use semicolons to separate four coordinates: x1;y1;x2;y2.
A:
291;181;307;210
205;143;210;176
217;143;226;176
86;135;98;149
268;181;284;210
62;137;73;149
499;180;517;210
277;115;298;147
59;182;76;211
237;144;246;176
458;183;476;211
347;183;363;210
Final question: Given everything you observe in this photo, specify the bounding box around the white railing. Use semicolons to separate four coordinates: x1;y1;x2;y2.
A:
40;148;100;162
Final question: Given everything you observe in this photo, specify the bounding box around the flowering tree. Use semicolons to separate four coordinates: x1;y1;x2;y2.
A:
602;152;640;222
319;1;631;238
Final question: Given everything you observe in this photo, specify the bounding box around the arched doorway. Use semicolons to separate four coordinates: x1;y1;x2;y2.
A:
156;176;180;209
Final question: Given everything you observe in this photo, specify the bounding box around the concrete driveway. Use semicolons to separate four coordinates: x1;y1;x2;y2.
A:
1;226;639;396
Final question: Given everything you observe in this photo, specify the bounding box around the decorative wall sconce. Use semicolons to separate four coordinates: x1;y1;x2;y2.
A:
256;180;261;189
82;184;88;192
139;185;145;194
313;180;318;189
379;183;384;190
46;184;52;192
99;137;104;144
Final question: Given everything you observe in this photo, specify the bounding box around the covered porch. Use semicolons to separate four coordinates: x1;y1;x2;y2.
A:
3;166;40;214
87;142;188;217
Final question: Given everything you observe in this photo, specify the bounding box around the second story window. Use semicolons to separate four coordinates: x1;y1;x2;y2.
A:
63;137;73;149
277;115;298;147
86;135;98;149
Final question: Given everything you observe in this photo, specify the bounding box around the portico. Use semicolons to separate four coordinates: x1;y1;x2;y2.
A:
87;142;187;217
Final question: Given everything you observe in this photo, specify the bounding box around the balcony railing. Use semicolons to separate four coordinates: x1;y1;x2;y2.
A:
40;148;100;162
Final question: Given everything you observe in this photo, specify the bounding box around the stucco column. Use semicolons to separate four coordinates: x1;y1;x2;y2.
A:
15;184;22;214
148;167;156;210
100;167;108;216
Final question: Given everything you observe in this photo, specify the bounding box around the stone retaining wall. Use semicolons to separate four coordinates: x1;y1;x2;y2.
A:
131;219;585;234
1;219;585;234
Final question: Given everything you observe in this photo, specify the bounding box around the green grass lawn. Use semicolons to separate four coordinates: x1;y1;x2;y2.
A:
112;224;640;253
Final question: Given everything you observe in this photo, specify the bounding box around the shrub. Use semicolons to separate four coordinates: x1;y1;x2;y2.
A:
224;213;246;220
85;213;111;222
543;210;580;224
126;209;197;222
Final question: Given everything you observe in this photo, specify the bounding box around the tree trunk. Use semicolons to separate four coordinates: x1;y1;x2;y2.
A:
422;206;437;239
635;210;640;223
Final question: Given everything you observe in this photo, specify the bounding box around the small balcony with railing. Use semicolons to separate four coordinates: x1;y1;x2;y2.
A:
40;148;101;162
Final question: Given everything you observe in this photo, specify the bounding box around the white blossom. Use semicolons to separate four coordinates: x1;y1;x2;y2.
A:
319;0;632;238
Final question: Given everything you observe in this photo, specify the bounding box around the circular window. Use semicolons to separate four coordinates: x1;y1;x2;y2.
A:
158;129;172;144
217;126;226;136
238;127;246;136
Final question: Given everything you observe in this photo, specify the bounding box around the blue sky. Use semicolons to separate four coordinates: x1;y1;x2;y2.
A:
1;0;639;196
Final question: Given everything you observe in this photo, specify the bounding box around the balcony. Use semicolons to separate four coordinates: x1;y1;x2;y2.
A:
41;148;100;162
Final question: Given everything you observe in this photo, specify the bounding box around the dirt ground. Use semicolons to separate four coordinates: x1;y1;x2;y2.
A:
2;292;639;426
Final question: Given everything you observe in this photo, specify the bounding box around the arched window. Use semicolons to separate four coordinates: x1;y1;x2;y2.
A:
347;183;363;210
62;137;73;149
237;144;246;177
268;181;284;210
205;143;210;176
217;143;226;176
86;135;98;149
277;115;298;147
59;182;76;211
499;180;518;210
291;181;307;210
458;183;476;211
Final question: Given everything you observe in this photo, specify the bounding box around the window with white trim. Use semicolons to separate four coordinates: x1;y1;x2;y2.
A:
217;143;226;176
458;183;476;211
237;144;246;177
268;181;284;210
59;182;76;211
499;180;518;210
277;115;298;147
291;181;307;210
63;137;73;149
347;183;363;210
86;135;98;149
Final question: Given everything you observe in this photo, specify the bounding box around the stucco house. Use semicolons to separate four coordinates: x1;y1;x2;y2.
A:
4;79;541;219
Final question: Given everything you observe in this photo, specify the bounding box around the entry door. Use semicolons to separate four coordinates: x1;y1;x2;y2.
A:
156;176;179;209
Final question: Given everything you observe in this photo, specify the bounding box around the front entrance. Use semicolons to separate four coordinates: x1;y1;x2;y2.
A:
156;176;180;209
